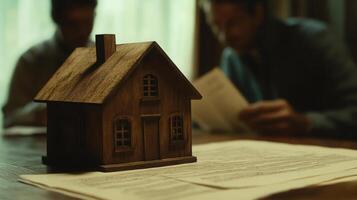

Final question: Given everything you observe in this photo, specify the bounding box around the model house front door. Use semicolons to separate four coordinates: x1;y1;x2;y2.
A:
141;115;160;161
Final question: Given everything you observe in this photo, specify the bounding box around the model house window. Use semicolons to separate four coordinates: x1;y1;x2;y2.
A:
143;74;158;97
114;118;131;149
170;115;184;141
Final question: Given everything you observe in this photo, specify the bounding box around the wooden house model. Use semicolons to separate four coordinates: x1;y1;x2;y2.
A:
34;34;202;172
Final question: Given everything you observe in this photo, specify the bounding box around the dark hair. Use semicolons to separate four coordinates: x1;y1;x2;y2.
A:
207;0;267;13
51;0;97;23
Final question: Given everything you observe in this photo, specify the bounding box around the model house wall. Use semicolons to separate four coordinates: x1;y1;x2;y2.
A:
102;48;192;165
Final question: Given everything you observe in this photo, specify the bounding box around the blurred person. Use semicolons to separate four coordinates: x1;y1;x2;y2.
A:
202;0;357;136
2;0;97;128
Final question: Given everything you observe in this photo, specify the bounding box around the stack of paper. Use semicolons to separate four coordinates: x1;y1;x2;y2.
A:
20;140;357;200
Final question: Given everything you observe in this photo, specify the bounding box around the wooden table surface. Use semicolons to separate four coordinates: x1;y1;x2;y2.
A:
2;130;357;200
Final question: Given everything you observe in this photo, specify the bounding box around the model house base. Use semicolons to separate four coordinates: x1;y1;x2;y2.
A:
100;156;196;172
42;156;196;172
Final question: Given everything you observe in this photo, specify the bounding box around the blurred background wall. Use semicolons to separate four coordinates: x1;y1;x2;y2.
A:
196;0;357;77
0;0;196;128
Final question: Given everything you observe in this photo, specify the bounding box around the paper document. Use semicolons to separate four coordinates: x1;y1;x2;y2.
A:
20;140;357;200
20;171;219;200
2;126;46;136
192;68;249;131
173;141;357;188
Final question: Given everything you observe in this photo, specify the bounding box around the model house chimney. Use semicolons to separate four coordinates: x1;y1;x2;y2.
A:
96;34;116;64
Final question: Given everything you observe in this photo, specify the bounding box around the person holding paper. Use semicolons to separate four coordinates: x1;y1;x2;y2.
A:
201;0;357;136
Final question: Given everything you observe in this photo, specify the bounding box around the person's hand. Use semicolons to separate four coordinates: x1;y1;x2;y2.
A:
31;103;47;126
19;103;47;126
239;99;311;135
5;103;47;128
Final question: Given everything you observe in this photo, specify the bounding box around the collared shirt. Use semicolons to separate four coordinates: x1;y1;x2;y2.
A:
220;17;357;137
2;31;92;127
220;48;264;103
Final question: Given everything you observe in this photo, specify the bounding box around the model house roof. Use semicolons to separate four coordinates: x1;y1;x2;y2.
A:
35;35;202;104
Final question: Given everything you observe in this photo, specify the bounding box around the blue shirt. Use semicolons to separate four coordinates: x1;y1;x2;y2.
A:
220;48;263;103
220;18;357;137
